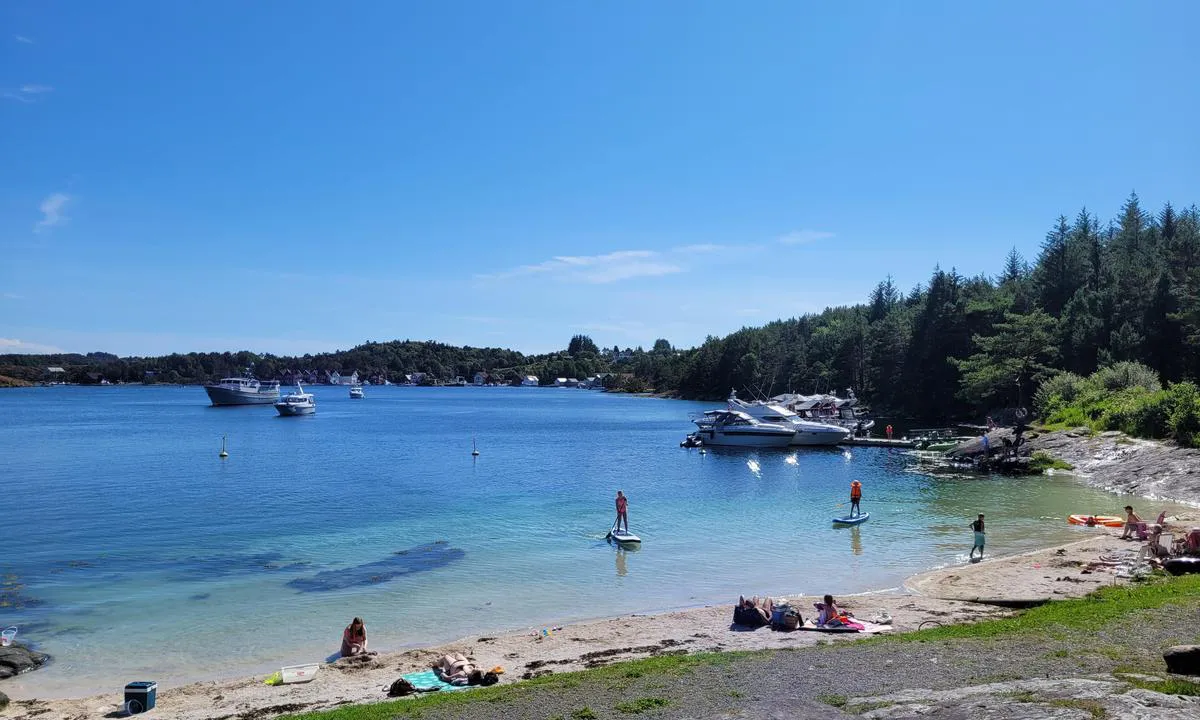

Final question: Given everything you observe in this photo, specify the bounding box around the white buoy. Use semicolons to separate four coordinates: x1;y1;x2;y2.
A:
471;437;480;457
219;435;229;459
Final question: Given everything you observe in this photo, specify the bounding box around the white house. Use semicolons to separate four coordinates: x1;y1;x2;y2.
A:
473;372;489;386
521;375;539;386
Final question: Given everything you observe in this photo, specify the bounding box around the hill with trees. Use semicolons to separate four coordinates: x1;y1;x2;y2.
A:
6;194;1200;440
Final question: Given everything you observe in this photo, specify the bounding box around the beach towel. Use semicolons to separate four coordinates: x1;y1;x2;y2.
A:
799;620;891;634
402;669;469;692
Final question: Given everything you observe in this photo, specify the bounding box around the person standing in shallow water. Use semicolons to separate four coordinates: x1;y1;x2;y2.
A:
970;514;986;559
614;490;628;533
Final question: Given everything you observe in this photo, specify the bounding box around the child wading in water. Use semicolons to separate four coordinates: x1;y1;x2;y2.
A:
970;514;986;559
614;490;629;533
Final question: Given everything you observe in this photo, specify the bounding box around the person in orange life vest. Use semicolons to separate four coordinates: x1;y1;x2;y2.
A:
885;424;894;440
614;490;629;533
849;480;863;517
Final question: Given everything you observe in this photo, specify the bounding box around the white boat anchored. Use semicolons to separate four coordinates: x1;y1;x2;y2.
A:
349;384;364;399
203;377;281;406
275;383;316;416
691;409;796;448
728;391;850;446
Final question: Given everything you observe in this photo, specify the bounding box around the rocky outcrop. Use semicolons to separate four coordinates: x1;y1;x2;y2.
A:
1027;429;1200;505
0;689;8;710
0;644;48;679
844;677;1198;719
1163;645;1200;676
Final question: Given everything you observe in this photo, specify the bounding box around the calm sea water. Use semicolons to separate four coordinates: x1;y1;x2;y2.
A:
0;386;1170;698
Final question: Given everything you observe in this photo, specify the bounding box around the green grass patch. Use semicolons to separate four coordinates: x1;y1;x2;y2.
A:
1028;451;1074;472
572;708;597;720
870;574;1200;644
818;694;848;707
727;690;744;698
614;697;671;714
1117;673;1200;696
1000;690;1038;703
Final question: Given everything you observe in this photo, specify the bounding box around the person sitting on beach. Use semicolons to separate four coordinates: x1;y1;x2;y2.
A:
814;594;842;626
435;652;479;686
1120;506;1145;540
340;617;368;657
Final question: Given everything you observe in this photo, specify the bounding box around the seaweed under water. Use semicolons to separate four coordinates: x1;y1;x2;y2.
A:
285;541;466;592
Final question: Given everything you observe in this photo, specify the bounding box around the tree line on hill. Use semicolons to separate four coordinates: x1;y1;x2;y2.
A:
4;194;1200;441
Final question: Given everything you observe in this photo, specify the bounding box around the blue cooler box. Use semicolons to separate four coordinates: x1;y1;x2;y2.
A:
124;681;157;714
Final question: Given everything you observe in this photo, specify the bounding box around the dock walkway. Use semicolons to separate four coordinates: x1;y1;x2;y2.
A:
841;437;915;448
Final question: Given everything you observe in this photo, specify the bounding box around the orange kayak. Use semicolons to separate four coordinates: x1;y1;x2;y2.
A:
1068;514;1125;527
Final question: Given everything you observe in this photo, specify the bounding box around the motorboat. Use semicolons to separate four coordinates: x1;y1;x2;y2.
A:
275;383;316;416
728;392;850;446
203;377;281;406
770;389;874;434
349;384;364;399
691;409;796;448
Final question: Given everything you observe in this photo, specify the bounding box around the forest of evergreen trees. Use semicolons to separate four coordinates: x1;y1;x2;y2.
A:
5;194;1199;438
655;194;1200;425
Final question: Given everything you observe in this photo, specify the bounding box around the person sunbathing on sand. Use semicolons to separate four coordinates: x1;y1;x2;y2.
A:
737;595;774;624
436;653;480;685
340;617;369;657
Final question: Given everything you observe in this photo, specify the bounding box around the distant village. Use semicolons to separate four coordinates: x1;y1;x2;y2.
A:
276;369;618;389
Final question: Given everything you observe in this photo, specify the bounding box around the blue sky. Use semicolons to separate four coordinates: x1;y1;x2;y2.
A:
2;2;1198;357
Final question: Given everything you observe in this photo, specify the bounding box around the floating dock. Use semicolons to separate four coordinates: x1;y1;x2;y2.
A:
841;437;916;448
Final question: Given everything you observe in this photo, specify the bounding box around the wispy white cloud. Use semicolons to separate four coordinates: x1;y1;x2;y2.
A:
2;292;22;300
0;338;66;354
34;193;70;233
478;250;683;284
2;84;53;103
673;243;729;253
14;35;34;44
778;229;835;245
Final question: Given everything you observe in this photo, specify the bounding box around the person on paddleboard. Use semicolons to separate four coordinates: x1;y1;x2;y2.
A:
614;490;629;533
969;514;986;559
849;480;863;517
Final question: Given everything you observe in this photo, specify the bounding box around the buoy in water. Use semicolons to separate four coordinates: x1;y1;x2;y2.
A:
471;437;480;457
219;435;229;459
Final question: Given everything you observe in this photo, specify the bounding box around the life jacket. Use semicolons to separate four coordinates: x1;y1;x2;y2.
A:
850;482;862;500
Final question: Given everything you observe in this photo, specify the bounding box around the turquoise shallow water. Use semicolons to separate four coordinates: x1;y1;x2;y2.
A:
0;386;1169;697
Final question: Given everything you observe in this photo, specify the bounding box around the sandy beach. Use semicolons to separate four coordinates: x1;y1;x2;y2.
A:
5;517;1186;720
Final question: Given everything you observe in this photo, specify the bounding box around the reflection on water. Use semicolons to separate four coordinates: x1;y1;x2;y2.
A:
615;548;627;577
850;526;862;555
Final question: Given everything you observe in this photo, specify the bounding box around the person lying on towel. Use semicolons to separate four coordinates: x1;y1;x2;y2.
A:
436;653;479;686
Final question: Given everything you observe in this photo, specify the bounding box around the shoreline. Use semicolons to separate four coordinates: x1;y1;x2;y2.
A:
4;524;1180;720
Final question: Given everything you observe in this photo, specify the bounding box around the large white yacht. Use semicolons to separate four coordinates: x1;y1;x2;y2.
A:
691;409;796;448
728;392;850;446
275;383;316;416
349;384;365;399
204;377;281;406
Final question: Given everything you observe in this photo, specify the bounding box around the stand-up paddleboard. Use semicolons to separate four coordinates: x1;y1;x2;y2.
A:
607;523;641;545
832;512;870;526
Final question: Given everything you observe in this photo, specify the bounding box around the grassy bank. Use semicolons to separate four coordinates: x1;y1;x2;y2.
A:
282;575;1200;720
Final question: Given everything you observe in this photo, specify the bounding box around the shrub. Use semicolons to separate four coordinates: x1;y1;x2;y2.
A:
1033;371;1088;415
1092;361;1161;393
1166;382;1200;447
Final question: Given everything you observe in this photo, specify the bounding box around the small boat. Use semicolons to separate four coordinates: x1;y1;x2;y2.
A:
832;513;870;526
280;663;320;684
275;383;316;416
607;522;641;545
1;626;16;647
1067;514;1125;528
349;384;364;399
